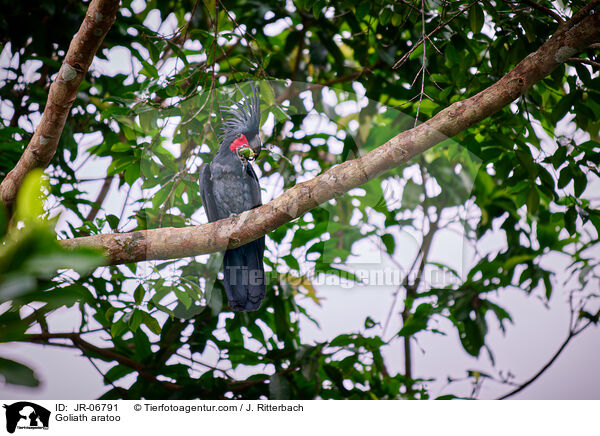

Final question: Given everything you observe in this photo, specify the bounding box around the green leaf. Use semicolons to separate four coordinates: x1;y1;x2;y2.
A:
174;287;192;309
364;316;379;329
262;53;273;69
573;171;587;197
590;213;600;237
487;302;512;332
24;250;103;276
110;316;128;338
398;303;434;337
469;4;485;34
141;311;162;335
459;317;486;357
16;168;48;222
355;1;370;21
0;357;40;387
269;373;291;399
129;309;142;332
380;8;393;25
503;253;536;271
381;233;395;255
402;180;423;210
167;41;188;65
552;93;575;124
330;333;354;347
124;163;141;186
106;214;120;230
550;146;567;169
139;110;157;131
312;1;323;18
282;254;300;271
564;207;577;234
139;60;158;79
111;142;132;153
103;364;135;384
543;271;553;300
134;284;145;305
526;186;539;214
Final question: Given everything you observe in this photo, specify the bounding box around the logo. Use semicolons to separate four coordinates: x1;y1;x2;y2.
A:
2;402;50;434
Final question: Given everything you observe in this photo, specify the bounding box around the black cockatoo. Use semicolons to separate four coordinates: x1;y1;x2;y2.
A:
199;84;266;311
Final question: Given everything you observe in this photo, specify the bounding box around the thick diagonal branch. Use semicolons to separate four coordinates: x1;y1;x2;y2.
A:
0;0;121;210
61;11;600;265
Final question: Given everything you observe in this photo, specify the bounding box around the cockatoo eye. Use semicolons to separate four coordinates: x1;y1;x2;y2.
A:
229;134;249;153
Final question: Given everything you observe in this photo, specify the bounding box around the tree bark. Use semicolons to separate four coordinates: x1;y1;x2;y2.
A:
55;11;599;265
0;0;121;210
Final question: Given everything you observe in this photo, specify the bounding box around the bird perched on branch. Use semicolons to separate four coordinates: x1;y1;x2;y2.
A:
199;84;265;311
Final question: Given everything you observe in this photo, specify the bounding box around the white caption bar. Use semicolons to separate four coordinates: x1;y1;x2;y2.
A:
0;400;597;435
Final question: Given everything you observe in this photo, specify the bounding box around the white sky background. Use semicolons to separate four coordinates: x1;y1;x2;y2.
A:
1;2;599;400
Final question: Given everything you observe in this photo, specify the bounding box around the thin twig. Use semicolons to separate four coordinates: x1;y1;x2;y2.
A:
393;1;479;70
503;0;564;23
414;0;427;127
86;175;114;222
496;320;592;399
25;332;183;391
566;57;600;69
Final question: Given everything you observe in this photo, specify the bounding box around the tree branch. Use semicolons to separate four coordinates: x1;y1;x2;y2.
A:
496;319;593;399
275;67;369;105
568;0;600;28
567;57;600;69
24;330;296;394
0;0;121;210
402;203;440;385
25;332;183;391
86;176;115;223
59;11;600;266
504;0;564;23
392;1;479;70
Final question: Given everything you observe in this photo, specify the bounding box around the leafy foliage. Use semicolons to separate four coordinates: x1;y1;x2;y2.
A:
0;0;599;399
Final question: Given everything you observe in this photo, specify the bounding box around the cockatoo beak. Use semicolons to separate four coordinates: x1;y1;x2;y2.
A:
249;135;262;157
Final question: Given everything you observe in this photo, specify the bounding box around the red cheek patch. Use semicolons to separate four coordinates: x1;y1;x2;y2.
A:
230;134;248;153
